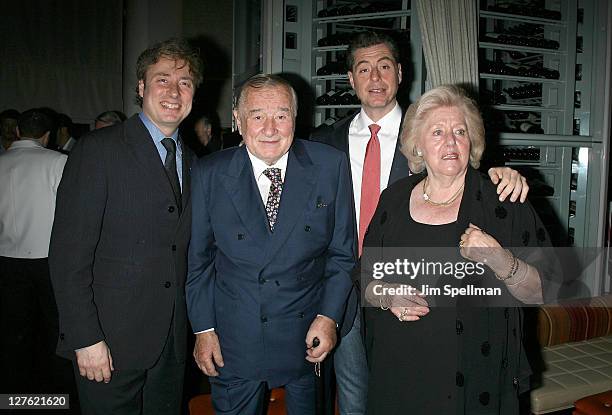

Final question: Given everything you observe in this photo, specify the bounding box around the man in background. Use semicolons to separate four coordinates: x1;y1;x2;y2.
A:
0;109;67;393
94;110;126;129
0;109;20;153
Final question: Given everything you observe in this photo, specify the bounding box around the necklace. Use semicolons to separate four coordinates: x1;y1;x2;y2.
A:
422;176;465;207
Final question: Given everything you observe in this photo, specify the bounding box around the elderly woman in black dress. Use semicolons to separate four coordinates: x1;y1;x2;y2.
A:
360;85;555;414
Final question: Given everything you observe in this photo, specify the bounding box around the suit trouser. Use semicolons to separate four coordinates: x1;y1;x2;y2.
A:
74;327;185;415
0;256;73;394
210;370;316;415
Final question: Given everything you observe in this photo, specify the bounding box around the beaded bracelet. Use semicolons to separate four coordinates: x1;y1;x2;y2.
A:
495;249;519;281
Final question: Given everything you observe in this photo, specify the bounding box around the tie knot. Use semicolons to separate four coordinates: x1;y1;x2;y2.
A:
263;167;282;183
161;137;177;154
369;124;381;136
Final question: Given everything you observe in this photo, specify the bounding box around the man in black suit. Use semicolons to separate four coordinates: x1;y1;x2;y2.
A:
312;31;530;415
49;38;203;415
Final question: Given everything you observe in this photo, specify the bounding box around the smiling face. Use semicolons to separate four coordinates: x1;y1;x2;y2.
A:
234;85;295;165
138;57;194;136
418;106;471;178
348;42;402;122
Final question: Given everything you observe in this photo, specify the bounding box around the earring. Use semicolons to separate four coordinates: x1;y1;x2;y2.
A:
416;149;422;157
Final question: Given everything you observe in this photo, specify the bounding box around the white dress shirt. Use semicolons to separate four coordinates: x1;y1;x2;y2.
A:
348;103;402;237
196;149;289;334
247;149;289;204
0;139;67;258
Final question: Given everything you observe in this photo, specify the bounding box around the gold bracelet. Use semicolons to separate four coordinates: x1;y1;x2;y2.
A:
495;249;519;281
505;261;528;286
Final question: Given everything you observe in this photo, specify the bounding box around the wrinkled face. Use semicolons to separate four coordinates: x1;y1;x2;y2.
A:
138;57;194;136
419;106;471;177
348;43;402;121
234;85;295;165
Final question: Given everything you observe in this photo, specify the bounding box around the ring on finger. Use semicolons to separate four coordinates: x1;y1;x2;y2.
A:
398;307;409;321
459;239;465;248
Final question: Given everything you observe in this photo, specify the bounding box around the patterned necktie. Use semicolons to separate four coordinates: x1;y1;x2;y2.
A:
263;167;283;232
359;124;381;256
161;137;182;213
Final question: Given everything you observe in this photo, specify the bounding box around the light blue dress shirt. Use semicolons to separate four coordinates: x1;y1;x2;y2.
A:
139;112;183;190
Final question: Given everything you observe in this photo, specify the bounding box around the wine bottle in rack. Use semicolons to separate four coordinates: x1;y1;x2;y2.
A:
316;90;336;105
339;90;357;105
518;122;544;134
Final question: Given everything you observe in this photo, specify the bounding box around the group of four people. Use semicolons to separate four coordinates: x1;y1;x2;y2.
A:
49;32;548;415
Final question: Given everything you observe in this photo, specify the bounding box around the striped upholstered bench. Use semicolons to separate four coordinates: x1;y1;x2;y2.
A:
530;295;612;414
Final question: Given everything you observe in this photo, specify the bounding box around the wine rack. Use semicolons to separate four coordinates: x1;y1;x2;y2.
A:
311;0;417;126
478;0;580;137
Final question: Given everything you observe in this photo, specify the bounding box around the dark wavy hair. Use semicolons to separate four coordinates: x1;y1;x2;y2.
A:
134;38;204;106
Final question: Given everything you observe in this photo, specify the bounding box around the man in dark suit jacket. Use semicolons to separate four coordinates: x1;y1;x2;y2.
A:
312;31;531;415
49;38;203;415
186;74;355;414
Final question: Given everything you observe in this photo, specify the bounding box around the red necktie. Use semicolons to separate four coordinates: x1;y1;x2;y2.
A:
359;124;381;256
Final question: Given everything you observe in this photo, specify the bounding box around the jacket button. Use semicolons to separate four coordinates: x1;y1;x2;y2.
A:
304;225;311;232
513;377;519;389
258;277;266;284
298;312;304;318
481;341;491;356
456;319;463;335
60;333;65;340
479;392;490;406
237;233;244;240
456;372;464;387
261;316;268;323
171;245;177;251
168;206;175;213
164;281;171;288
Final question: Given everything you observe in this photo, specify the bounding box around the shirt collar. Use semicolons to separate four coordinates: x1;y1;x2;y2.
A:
7;139;45;150
139;112;179;144
354;102;402;135
247;147;289;181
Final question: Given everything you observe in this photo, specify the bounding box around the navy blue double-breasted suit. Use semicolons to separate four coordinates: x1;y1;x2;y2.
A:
186;139;355;388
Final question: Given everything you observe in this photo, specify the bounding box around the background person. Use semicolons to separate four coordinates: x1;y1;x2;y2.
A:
94;110;126;129
0;109;67;393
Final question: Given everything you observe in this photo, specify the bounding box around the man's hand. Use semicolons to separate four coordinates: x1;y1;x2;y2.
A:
305;315;337;363
194;332;224;377
75;340;114;383
488;167;529;203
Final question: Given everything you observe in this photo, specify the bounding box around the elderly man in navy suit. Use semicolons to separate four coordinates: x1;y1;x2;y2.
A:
186;74;355;414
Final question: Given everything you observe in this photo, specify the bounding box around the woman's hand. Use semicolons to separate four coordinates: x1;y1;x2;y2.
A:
365;281;430;321
459;223;508;273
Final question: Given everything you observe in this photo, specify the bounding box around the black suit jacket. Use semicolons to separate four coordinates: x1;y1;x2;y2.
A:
49;115;193;369
311;110;411;335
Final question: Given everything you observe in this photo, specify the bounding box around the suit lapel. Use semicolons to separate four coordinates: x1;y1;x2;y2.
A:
389;106;411;185
122;116;176;198
220;147;270;246
262;140;317;265
180;139;192;209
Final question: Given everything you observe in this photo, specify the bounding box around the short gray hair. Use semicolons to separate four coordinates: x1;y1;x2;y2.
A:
234;74;298;117
400;85;485;173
